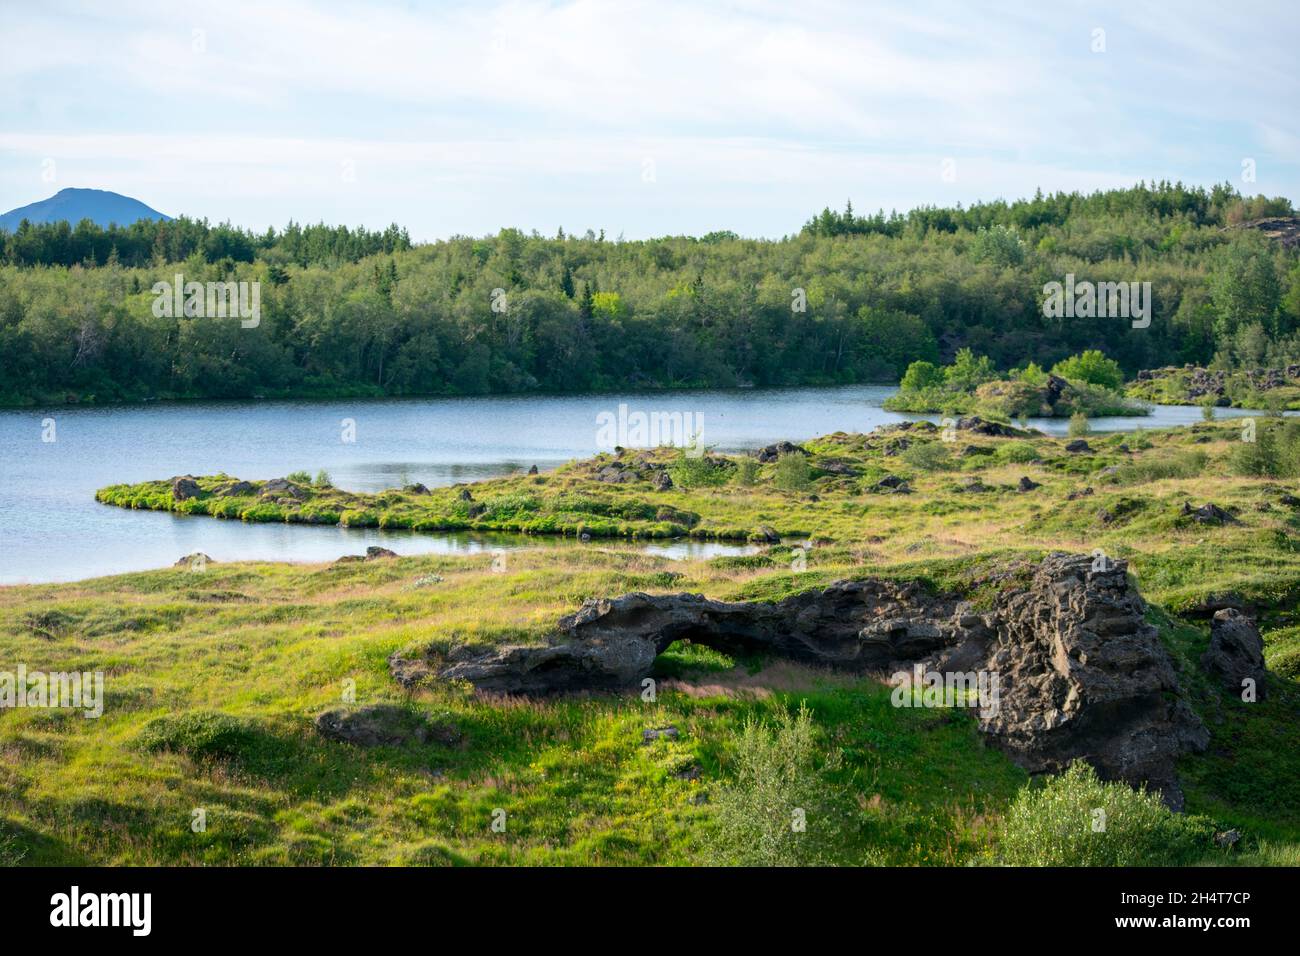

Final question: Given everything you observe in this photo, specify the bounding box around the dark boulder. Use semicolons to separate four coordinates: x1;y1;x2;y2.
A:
1017;476;1040;492
260;478;305;500
1201;608;1267;699
756;440;806;463
171;476;202;501
1064;439;1092;453
1180;501;1239;524
314;705;459;747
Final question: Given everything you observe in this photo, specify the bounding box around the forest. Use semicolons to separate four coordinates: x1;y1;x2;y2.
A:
0;181;1297;405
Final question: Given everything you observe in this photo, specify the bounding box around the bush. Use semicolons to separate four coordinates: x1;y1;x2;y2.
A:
1051;350;1124;392
0;822;26;866
735;456;760;486
703;703;850;866
994;762;1216;866
1110;450;1208;484
1229;420;1300;478
900;360;944;392
900;441;954;472
137;711;256;761
772;452;812;491
286;470;312;485
1067;412;1091;437
996;440;1040;464
668;447;729;489
313;469;333;488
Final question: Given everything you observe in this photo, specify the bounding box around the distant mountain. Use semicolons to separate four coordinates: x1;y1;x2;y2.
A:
0;188;171;231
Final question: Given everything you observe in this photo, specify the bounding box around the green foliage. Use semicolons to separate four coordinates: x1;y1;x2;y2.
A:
137;711;256;761
735;456;760;487
772;452;812;491
286;470;312;485
4;182;1295;407
900;360;944;392
0;823;26;866
944;348;998;391
1051;350;1124;391
313;470;333;488
1228;419;1300;478
1067;412;1091;437
1109;450;1208;484
994;763;1216;866
668;448;729;489
995;440;1040;464
703;703;850;866
901;441;955;471
969;224;1026;267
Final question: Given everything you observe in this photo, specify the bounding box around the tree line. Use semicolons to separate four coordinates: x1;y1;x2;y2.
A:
0;181;1297;406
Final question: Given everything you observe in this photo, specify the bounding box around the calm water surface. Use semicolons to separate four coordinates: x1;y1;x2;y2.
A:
0;386;1262;583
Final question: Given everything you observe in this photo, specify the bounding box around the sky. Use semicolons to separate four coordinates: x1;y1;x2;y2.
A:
1;0;1297;241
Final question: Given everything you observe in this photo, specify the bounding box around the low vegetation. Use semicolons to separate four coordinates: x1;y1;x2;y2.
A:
5;416;1300;865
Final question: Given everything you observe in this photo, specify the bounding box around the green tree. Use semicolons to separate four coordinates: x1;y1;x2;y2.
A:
1051;350;1124;391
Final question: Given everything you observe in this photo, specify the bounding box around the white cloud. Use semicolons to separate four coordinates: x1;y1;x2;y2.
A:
0;0;1296;237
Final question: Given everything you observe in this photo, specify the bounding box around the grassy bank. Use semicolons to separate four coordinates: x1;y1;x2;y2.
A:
5;419;1300;865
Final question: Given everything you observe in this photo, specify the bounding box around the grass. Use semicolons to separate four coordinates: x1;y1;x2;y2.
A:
4;418;1300;865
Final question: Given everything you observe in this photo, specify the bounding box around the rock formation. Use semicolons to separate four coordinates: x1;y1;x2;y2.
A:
391;552;1208;805
1201;608;1268;700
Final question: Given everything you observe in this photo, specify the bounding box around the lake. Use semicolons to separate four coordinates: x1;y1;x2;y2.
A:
0;385;1264;584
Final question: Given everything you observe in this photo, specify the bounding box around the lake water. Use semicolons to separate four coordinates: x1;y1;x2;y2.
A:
0;386;1264;584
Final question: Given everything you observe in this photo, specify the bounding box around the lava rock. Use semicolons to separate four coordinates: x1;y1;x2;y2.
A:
1181;502;1239;524
1201;608;1267;699
314;705;459;748
171;476;202;501
391;552;1206;805
756;440;806;463
1064;439;1092;453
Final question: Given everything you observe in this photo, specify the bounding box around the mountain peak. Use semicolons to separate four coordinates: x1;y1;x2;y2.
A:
0;188;172;231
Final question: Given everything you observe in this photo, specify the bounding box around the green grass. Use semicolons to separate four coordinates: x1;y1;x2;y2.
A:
5;418;1300;865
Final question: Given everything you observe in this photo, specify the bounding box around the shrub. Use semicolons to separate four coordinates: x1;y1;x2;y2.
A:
944;348;998;391
669;447;729;489
137;711;256;761
900;360;944;392
900;441;954;472
286;470;312;485
735;456;760;486
772;452;812;491
996;440;1040;464
1229;420;1300;478
703;703;850;866
994;762;1216;866
0;822;26;866
1067;412;1091;437
1051;350;1124;392
313;469;333;488
1110;450;1208;484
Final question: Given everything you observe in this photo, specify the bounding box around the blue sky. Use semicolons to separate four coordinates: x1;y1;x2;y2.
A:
1;0;1297;240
